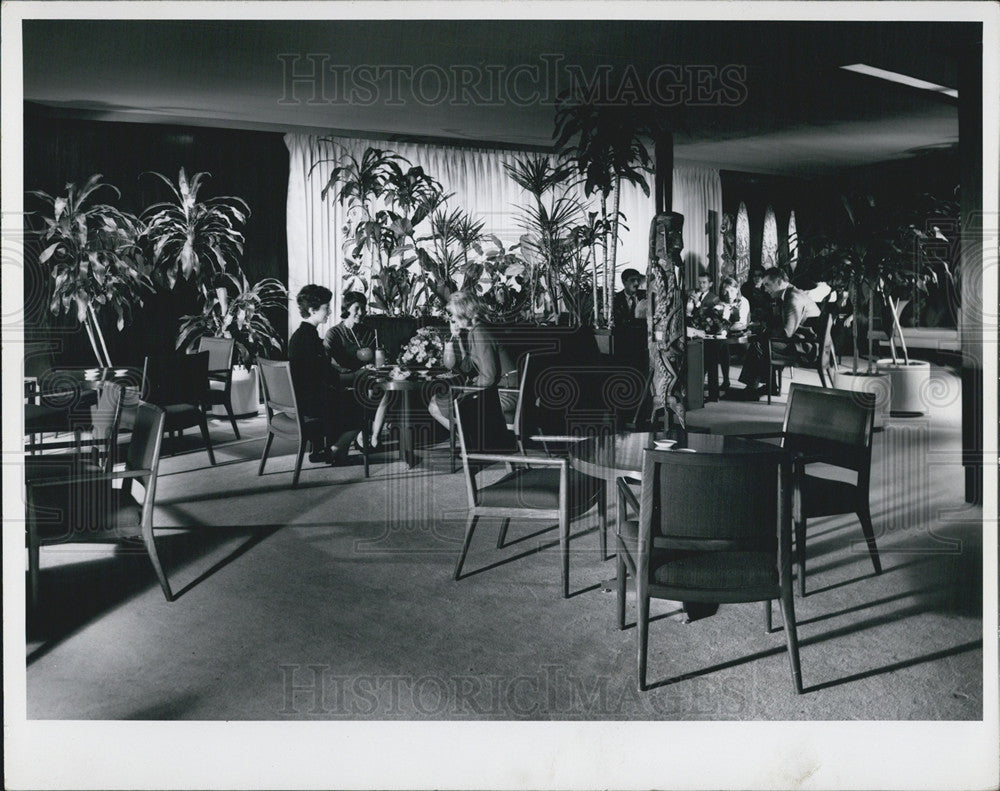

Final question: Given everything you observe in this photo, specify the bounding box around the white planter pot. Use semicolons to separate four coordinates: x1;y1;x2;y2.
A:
835;370;892;429
877;359;931;415
211;364;259;418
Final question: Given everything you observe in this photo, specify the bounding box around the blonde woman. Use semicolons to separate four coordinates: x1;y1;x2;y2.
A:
428;291;518;429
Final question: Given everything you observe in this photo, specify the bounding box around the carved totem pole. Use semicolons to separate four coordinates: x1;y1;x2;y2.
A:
646;212;687;428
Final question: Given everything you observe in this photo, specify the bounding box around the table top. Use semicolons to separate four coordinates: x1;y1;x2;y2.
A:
570;429;784;482
26;367;142;398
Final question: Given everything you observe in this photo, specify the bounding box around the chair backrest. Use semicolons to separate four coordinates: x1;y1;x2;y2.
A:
142;352;209;407
258;359;300;421
91;381;125;472
456;386;519;459
782;383;875;472
521;353;616;440
121;401;166;512
643;448;784;551
197;336;235;371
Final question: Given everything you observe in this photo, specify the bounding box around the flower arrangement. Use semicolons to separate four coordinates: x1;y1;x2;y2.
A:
688;303;734;337
398;326;446;369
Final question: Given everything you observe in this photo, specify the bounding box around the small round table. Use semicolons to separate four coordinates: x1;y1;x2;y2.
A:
363;369;456;467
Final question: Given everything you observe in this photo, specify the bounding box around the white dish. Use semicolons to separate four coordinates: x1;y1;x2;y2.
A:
653;439;676;449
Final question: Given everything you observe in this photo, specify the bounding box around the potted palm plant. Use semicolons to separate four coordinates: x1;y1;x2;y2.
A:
176;273;287;415
140;168;250;299
554;97;655;330
28;174;153;366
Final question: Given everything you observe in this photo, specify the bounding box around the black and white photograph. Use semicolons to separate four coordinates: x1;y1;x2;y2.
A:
3;1;997;788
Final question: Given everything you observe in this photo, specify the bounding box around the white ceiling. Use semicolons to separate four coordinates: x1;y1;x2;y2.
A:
22;18;969;176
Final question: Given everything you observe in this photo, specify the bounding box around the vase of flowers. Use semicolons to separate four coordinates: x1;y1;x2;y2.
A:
397;326;446;370
688;304;733;337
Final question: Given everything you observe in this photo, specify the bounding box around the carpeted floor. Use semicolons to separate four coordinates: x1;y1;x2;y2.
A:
24;363;983;720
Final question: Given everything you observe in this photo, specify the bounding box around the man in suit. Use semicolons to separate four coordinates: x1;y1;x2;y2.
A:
685;270;721;316
736;268;820;399
612;268;648;370
612;268;646;330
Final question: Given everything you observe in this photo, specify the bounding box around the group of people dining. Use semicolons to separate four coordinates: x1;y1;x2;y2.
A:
288;285;516;466
287;262;824;465
614;264;823;401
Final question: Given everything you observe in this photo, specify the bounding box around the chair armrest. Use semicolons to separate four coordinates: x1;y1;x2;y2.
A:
465;452;567;468
28;467;153;488
616;476;640;514
527;434;589;443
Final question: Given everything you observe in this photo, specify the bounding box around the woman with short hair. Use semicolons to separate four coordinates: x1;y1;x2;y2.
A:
428;291;518;430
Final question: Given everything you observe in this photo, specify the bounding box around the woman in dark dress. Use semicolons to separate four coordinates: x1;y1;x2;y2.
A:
428;291;518;429
288;284;363;464
324;291;389;447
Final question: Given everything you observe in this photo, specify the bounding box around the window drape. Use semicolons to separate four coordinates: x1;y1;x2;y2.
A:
285;133;720;337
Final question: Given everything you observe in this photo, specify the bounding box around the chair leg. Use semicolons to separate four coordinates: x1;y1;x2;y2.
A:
857;506;882;575
559;509;570;598
763;599;773;633
141;519;173;602
616;548;627;630
795;514;808;597
637;585;650;691
778;590;804;694
454;513;479;580
496;518;510;549
197;414;216;465
28;532;40;612
258;431;275;476
224;401;241;440
292;438;307;488
598;483;609;561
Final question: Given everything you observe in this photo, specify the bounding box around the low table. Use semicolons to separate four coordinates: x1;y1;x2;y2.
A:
364;369;457;467
702;333;751;402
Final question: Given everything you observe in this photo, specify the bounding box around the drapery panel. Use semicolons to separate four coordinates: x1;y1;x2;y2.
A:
670;165;724;289
285;133;719;337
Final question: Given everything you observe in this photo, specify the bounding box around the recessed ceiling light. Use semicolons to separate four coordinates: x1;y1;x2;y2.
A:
840;63;958;99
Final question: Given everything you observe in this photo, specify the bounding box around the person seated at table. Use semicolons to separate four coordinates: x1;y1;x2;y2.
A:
288;284;365;464
736;268;820;400
324;291;388;448
712;276;752;391
612;268;646;329
428;290;518;430
685;269;721;316
740;266;772;323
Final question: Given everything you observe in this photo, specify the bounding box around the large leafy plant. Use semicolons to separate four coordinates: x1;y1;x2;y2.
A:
315;144;447;313
805;192;959;373
554;96;655;327
176;273;287;366
416;208;487;309
140;168;250;298
28;174;153;364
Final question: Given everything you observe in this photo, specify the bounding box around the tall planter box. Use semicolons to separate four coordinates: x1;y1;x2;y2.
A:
836;370;892;428
877;359;932;415
210;365;259;418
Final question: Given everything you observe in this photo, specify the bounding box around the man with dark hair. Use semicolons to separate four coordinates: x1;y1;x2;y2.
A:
736;268;820;399
288;284;363;464
612;268;646;329
685;270;721;316
741;266;771;322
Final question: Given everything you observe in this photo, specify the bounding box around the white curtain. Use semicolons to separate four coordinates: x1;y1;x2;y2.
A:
285;133;719;336
671;164;724;289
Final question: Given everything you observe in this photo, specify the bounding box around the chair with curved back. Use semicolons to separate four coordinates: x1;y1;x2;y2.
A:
616;444;802;693
766;295;839;405
258;359;370;487
142;352;216;465
26;401;172;608
197;336;240;439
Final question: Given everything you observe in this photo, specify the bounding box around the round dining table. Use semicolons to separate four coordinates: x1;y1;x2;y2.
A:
360;368;457;467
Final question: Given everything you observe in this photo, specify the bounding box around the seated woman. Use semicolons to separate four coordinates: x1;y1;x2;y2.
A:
288;284;365;464
324;291;389;448
428;291;518;430
714;276;752;390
